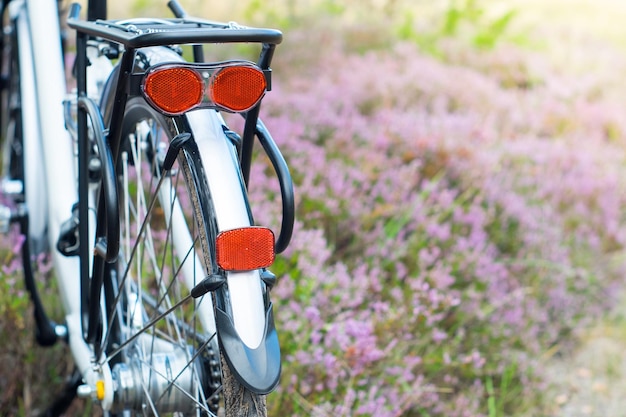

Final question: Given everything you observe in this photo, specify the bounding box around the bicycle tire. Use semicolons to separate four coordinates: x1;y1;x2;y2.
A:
98;94;267;416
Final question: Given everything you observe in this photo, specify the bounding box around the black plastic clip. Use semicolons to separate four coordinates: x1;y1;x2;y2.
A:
260;269;277;289
223;126;242;157
191;274;227;298
162;132;192;172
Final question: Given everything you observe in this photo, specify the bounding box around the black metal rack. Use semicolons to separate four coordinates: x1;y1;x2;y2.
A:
66;15;283;49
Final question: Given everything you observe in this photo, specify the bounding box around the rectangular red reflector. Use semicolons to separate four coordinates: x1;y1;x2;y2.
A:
216;227;275;271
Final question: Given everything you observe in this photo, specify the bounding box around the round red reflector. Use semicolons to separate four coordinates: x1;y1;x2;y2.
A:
143;67;204;115
210;66;266;112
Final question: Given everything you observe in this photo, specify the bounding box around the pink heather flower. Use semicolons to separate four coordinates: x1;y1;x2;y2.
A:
2;257;21;275
432;328;448;343
249;22;626;417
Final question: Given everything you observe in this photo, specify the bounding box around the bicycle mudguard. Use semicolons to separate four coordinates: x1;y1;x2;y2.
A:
186;109;281;394
216;303;281;393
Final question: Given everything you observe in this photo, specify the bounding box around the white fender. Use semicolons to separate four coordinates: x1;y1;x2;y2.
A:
186;109;266;349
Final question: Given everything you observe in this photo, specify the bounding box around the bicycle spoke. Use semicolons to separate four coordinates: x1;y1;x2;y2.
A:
102;294;192;365
100;152;169;352
98;110;223;415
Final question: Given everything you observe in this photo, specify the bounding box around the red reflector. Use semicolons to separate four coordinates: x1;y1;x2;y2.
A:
210;65;266;112
143;66;204;115
216;227;275;271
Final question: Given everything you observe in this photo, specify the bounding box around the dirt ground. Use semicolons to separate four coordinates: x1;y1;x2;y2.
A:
545;300;626;417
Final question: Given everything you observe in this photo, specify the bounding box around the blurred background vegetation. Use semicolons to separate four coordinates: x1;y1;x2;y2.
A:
4;0;626;416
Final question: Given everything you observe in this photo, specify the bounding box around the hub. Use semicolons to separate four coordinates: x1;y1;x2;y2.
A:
111;344;207;414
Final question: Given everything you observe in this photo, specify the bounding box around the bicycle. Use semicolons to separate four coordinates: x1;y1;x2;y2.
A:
0;0;294;415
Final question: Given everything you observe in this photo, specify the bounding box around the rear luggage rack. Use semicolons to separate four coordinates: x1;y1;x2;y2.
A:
67;5;282;48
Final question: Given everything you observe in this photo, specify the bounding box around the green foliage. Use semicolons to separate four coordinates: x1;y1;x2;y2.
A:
397;0;519;53
0;248;73;415
242;0;296;31
318;0;346;16
486;362;521;417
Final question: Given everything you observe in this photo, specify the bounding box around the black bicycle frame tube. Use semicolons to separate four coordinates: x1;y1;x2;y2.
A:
76;30;91;338
73;5;133;345
240;107;261;188
106;49;136;166
86;48;135;346
240;42;276;186
255;119;294;253
87;0;106;21
79;95;119;347
166;0;204;62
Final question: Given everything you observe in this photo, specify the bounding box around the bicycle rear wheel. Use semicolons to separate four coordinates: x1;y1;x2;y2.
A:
100;96;267;416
